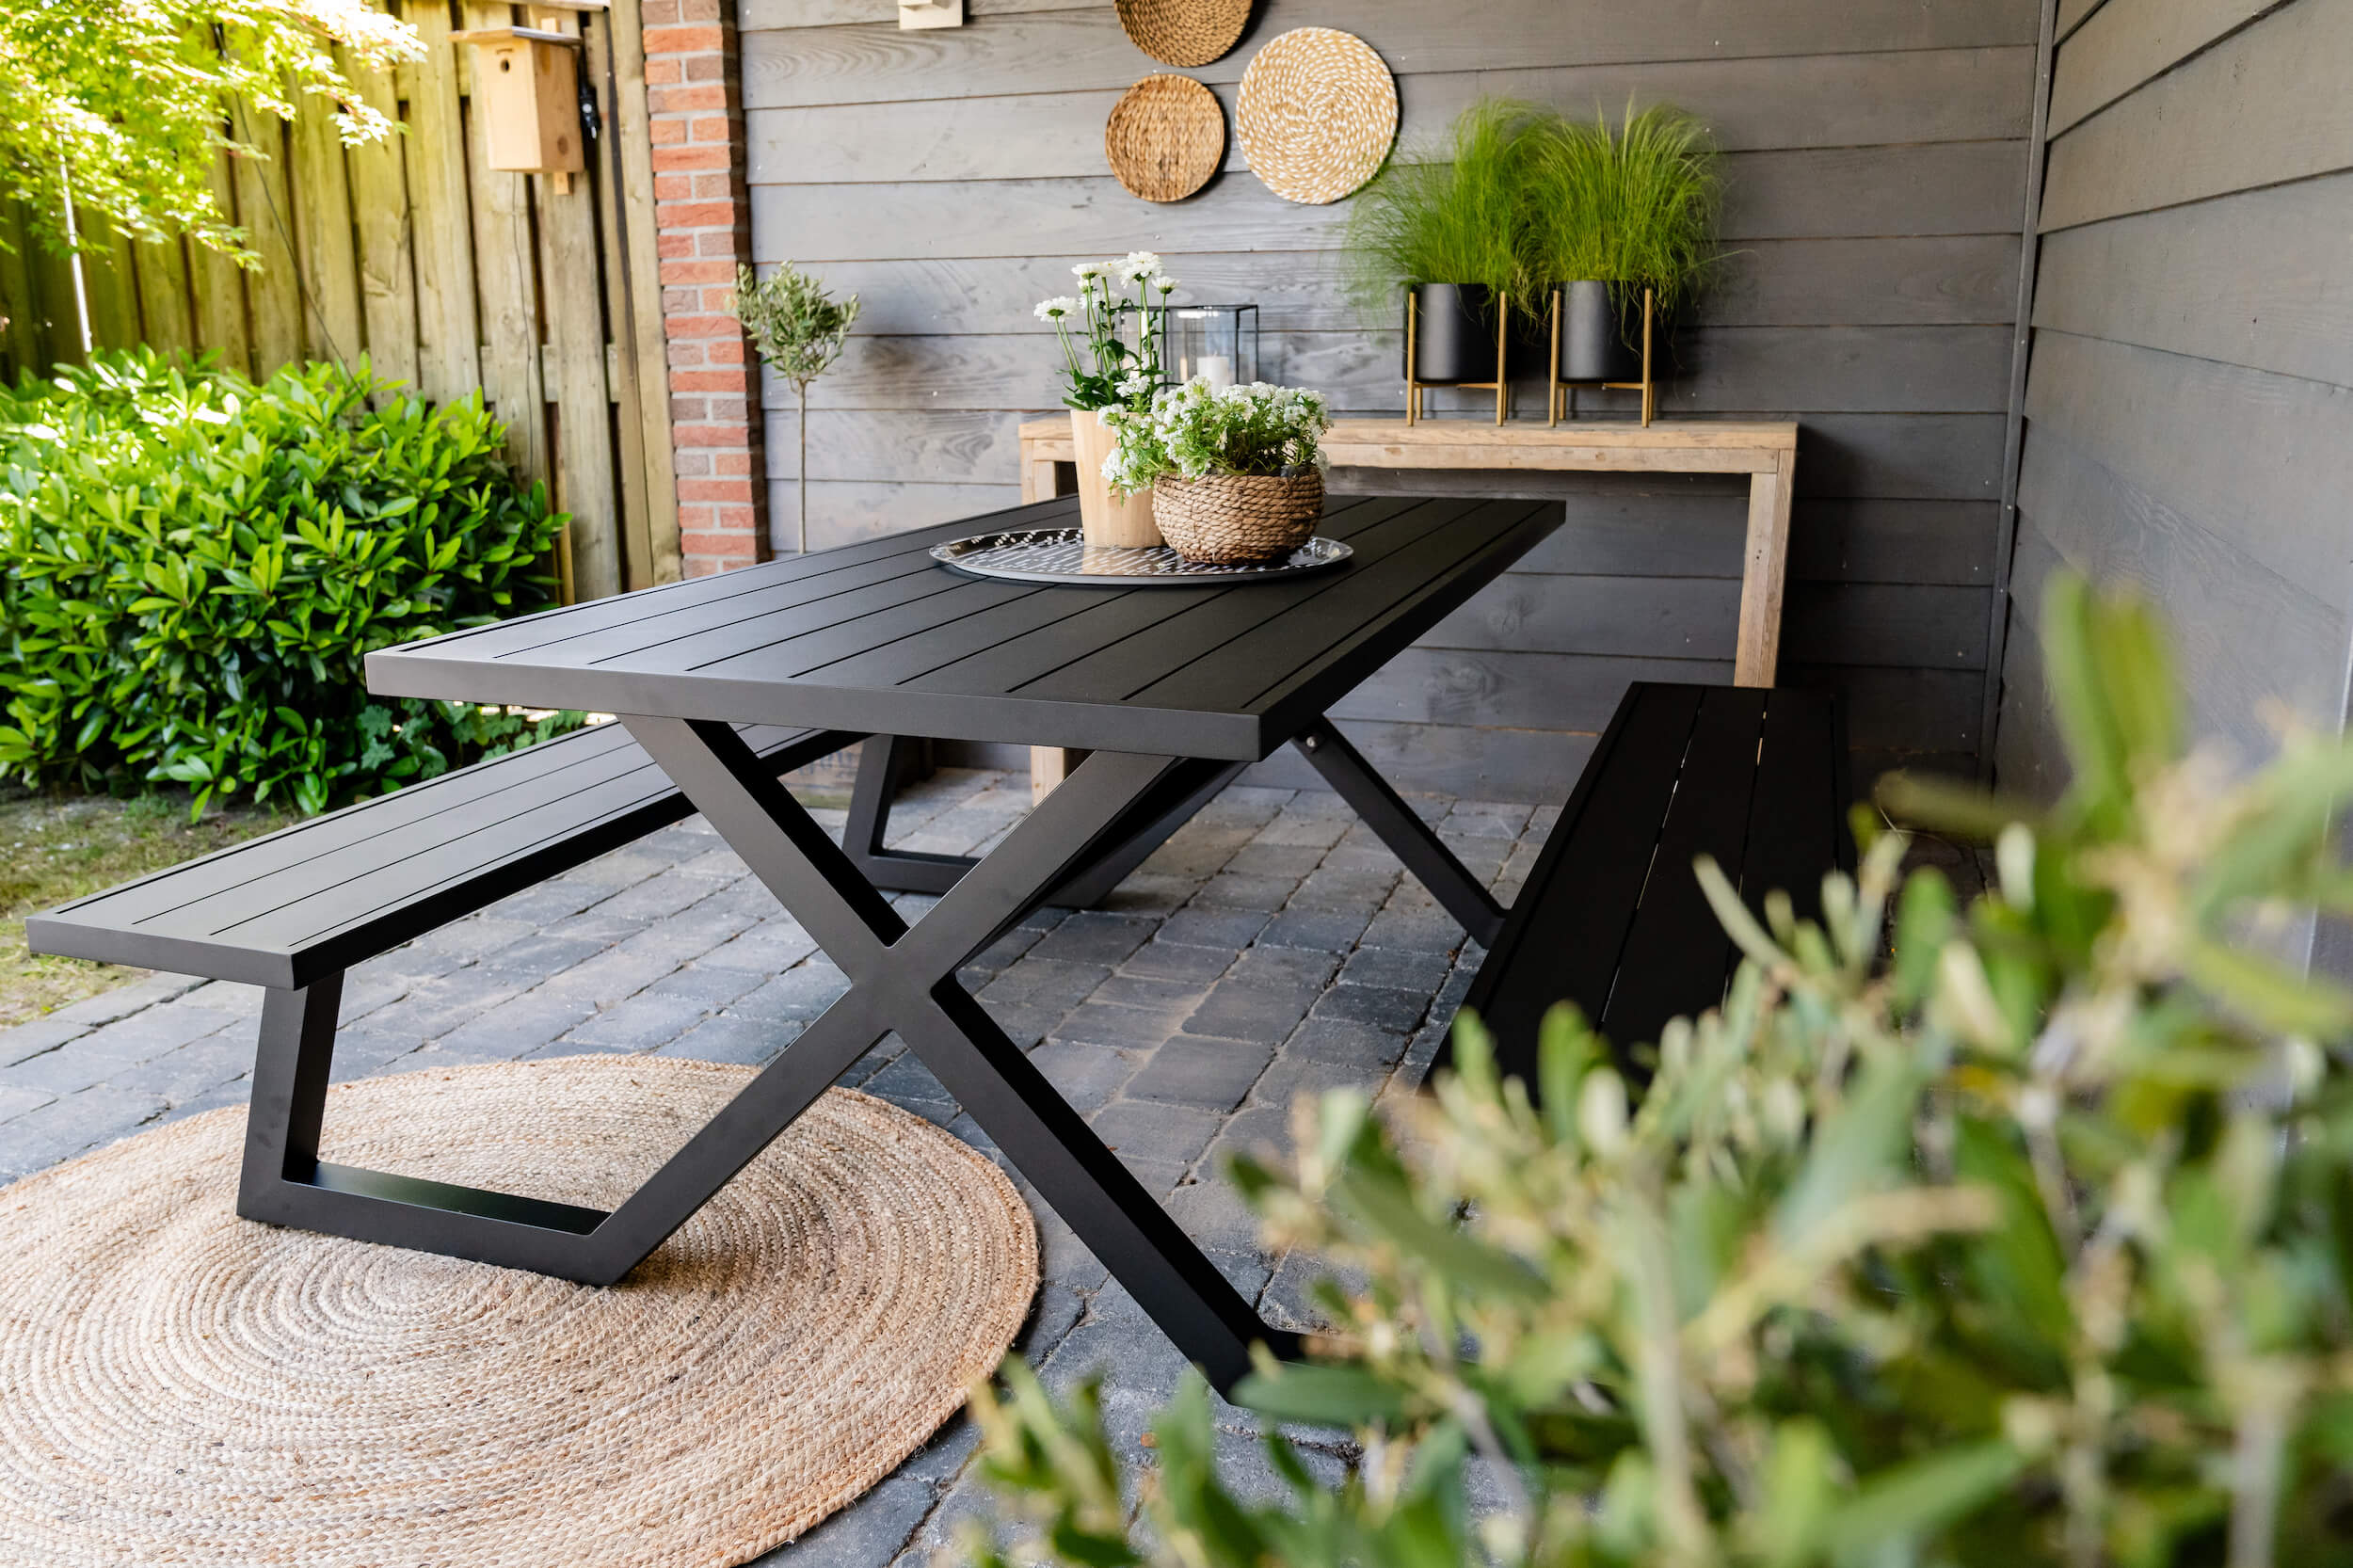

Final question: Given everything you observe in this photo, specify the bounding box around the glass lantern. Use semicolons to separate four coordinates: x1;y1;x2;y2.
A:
1160;304;1259;391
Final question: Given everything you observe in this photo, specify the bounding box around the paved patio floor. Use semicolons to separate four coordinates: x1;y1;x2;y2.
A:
0;763;1556;1562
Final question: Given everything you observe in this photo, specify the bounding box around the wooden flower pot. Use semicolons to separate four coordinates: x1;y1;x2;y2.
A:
1069;408;1160;548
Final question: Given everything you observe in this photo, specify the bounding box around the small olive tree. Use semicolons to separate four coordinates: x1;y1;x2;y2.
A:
965;574;2353;1568
0;0;422;262
732;262;860;554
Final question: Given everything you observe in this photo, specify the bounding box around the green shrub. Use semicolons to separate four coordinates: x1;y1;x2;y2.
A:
0;350;576;815
967;575;2353;1567
1345;97;1540;317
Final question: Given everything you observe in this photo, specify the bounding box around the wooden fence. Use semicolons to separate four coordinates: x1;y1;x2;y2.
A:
0;0;679;599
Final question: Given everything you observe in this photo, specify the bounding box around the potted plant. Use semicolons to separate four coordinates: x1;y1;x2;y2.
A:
1345;98;1532;391
1035;253;1176;548
1525;103;1721;383
1102;379;1329;564
732;262;859;554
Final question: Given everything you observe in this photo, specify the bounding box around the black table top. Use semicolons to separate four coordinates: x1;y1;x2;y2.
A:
367;493;1559;761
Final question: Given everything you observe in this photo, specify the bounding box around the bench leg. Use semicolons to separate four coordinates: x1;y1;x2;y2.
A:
1292;717;1507;948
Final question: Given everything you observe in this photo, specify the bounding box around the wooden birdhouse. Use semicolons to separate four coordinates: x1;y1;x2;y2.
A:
454;1;609;184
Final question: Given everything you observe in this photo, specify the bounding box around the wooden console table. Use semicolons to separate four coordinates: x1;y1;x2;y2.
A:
1016;416;1799;796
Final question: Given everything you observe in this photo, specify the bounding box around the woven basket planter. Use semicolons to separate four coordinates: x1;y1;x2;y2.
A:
1152;470;1324;564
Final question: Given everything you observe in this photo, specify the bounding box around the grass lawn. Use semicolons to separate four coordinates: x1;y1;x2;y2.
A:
0;789;289;1031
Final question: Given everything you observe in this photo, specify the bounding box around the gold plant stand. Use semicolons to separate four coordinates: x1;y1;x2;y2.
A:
1548;285;1657;428
1403;290;1510;426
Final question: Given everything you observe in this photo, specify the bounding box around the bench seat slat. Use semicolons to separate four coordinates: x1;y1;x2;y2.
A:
1439;681;1848;1102
1597;687;1768;1057
28;722;848;990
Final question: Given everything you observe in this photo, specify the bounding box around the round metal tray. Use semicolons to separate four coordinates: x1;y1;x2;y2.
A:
931;527;1352;585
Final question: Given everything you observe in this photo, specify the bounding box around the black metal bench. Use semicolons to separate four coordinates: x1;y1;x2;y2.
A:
30;720;856;990
1436;681;1852;1091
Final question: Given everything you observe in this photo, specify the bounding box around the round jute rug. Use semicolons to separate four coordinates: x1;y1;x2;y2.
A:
0;1056;1037;1568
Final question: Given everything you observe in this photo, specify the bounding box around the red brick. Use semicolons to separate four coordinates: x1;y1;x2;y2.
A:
683;53;726;82
648;117;687;147
668;369;747;395
671;395;709;423
675;422;755;448
649;83;728;115
679;0;723;18
643;24;724;52
673;450;713;476
651;145;730;173
659;259;738;286
639;0;681;22
689;175;733;203
712;451;753;476
704;338;746;366
701;395;749;423
679;477;759;504
644;56;683;86
689;114;733;143
655;231;696;261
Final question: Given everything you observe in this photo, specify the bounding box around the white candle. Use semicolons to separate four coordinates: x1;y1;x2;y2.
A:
1196;354;1235;390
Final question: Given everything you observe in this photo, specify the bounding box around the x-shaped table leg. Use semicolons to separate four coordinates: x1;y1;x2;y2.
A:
622;716;1303;1391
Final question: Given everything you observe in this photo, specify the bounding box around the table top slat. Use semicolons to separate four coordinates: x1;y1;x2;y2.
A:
367;493;1561;759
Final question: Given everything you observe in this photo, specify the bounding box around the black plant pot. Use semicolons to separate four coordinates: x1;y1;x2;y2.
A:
1553;280;1642;382
1404;282;1500;384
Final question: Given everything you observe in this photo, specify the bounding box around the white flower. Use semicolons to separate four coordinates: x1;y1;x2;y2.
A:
1115;370;1155;399
1033;296;1080;321
1117;250;1163;283
1072;261;1107;280
1153;276;1177;297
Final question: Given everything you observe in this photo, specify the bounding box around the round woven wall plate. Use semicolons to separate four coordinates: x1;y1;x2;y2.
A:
1114;0;1249;68
1106;73;1225;202
1235;27;1397;205
0;1057;1037;1568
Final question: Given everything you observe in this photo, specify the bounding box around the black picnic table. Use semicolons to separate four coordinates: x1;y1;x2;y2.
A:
359;491;1556;1387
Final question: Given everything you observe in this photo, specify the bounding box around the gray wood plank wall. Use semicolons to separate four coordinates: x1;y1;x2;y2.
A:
1993;0;2353;971
742;0;2041;802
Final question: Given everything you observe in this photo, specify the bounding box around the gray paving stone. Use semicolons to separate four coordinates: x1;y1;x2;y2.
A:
361;968;537;1038
862;1052;955;1112
402;915;544;966
1092;872;1202;916
1117;940;1237;984
0;1086;167;1177
330;1029;433;1082
1338;946;1454;994
72;1003;247;1066
1289;867;1399;912
1310;984;1433;1034
1226;947;1339;993
567;847;674;888
40;971;207;1031
1026;911;1157;967
1025;1040;1143;1114
1089;973;1209;1011
699;920;820;974
1283;1017;1409;1070
1156;904;1270;951
657;1014;801;1066
753;1472;936;1568
0;1015;92;1065
430;989;597;1061
0;1082;57;1123
478;934;612;981
1089;1098;1224;1167
977;958;1110;1015
1194;872;1299;912
102;1031;256;1104
1125;1037;1273;1111
1181;983;1316;1045
1357;905;1466;953
1254;905;1373;952
484;876;613;923
564;990;714;1051
1052;999;1190;1051
647;965;767;1010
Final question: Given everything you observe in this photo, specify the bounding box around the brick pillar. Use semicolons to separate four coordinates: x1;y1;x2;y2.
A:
642;0;765;576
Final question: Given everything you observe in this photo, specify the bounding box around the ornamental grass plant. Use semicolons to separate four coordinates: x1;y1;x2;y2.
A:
1345;98;1538;319
0;350;572;816
1524;104;1723;328
964;573;2353;1568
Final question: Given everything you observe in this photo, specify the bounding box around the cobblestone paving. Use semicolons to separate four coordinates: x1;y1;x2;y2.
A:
0;767;1548;1564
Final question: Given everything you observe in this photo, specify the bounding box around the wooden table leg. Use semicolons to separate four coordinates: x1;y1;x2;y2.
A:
1735;449;1795;687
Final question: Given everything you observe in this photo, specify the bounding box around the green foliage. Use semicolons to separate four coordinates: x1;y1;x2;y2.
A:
966;572;2353;1566
1035;253;1176;414
1344;98;1723;330
732;262;860;391
0;0;421;262
1345;98;1536;316
0;349;575;816
1100;379;1329;494
1524;105;1723;326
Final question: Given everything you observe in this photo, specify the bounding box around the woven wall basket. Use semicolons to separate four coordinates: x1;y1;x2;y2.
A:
0;1057;1038;1568
1106;73;1225;202
1153;469;1325;564
1234;27;1397;205
1114;0;1249;68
